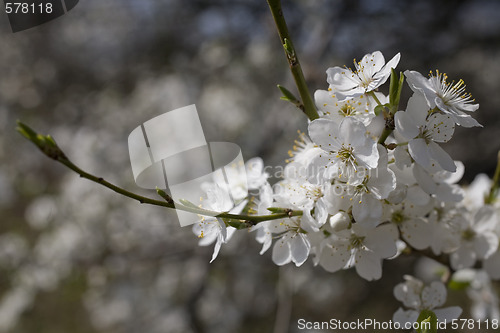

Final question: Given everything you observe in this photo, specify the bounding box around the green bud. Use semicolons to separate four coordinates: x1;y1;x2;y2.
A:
17;121;66;160
178;199;200;209
448;279;471;291
156;187;173;203
16;120;38;141
45;135;58;148
389;68;405;114
277;84;299;103
283;38;295;59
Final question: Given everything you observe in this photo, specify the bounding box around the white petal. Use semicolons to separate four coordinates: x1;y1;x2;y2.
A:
217;218;227;240
354;140;379;169
290;234;311;266
245;157;268;189
400;218;432;250
408;138;432;170
255;228;272;255
376;52;401;84
428;141;456;172
355;250;383;281
404;71;437;108
427;113;455;143
326;66;358;91
406;93;429;126
435;183;464;202
210;238;223;263
364;224;398;258
394;145;412;169
451;245;476;270
394;279;423;308
339;117;368;149
406;185;430;206
319;242;350;273
434;306;462;322
454;114;482;128
474;206;497;232
272;236;292;266
362;51;385;77
368;162;396;200
413;164;438;194
315;198;329;227
422;281;447;309
473;232;498;259
352;193;382;228
308;118;341;150
393;308;419;326
395;111;419;140
314;89;334;111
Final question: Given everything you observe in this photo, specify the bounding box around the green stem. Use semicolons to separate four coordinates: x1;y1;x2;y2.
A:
485;151;500;204
378;127;393;145
367;91;383;106
267;0;319;121
61;158;302;224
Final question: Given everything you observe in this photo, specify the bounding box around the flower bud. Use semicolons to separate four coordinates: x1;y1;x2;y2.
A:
329;212;350;231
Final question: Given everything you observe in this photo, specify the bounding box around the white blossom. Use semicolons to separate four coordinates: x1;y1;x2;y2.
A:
326;51;400;100
393;276;462;325
404;70;481;127
308;117;379;182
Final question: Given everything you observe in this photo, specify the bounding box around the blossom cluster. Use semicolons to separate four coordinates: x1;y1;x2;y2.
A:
193;51;500;324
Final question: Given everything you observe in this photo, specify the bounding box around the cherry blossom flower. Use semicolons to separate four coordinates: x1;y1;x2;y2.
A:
325;145;395;227
192;185;238;263
395;93;456;172
393;276;462;325
317;223;398;280
389;204;433;250
314;90;376;126
449;206;499;270
245;157;270;190
452;269;500;320
308;117;379;182
326;51;401;100
404;70;481;127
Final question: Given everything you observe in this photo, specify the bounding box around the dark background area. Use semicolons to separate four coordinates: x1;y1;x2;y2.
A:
0;0;499;332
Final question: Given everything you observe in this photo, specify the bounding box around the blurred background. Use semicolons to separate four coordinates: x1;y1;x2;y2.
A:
0;0;499;332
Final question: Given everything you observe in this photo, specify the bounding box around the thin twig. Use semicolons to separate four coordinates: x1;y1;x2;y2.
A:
267;0;319;121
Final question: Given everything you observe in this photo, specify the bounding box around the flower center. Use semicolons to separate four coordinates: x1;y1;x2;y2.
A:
350;235;365;249
339;104;356;117
420;129;433;144
353;59;374;88
462;228;476;241
429;70;474;106
336;145;355;163
391;211;406;225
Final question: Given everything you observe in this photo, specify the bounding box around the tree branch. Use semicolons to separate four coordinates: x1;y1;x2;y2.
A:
16;121;303;226
267;0;319;121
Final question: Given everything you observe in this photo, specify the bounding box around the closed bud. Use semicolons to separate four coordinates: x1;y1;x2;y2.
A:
329;212;350;231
